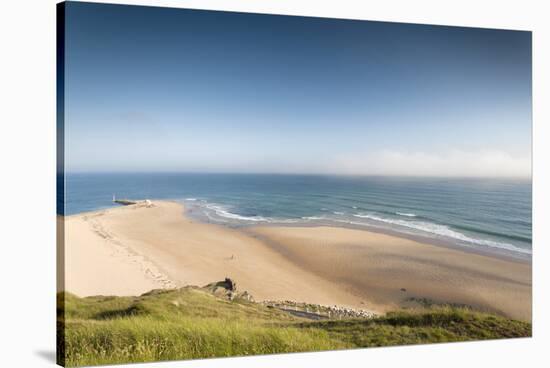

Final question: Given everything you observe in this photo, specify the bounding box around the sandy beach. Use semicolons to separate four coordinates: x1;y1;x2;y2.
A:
61;200;531;321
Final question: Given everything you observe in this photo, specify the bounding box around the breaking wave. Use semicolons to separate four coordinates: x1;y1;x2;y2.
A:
352;213;530;255
396;212;417;217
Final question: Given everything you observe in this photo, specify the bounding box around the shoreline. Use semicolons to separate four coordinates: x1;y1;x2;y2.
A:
61;200;532;321
62;201;371;311
69;199;532;263
181;199;531;263
236;217;531;265
70;201;532;266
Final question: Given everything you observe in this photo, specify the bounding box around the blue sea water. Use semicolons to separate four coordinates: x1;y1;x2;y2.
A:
63;173;532;259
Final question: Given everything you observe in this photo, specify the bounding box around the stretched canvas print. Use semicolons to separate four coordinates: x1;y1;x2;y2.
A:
57;1;533;366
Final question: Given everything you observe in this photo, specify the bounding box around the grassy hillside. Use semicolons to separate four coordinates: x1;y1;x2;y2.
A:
57;285;531;367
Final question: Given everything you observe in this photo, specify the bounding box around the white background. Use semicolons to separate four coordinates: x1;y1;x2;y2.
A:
0;0;548;367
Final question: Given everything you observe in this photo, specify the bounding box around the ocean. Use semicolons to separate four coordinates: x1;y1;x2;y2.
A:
63;173;532;259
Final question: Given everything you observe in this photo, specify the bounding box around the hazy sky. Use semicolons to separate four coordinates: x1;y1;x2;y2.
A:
63;2;532;177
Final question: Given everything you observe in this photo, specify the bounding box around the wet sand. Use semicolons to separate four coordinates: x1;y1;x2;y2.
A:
248;225;531;321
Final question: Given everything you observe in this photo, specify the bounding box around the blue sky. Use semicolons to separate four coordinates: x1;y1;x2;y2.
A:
63;2;532;177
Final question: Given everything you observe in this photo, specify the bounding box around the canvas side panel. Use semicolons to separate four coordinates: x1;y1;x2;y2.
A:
56;2;66;367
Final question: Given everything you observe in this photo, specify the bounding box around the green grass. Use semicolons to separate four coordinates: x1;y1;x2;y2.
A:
57;287;531;367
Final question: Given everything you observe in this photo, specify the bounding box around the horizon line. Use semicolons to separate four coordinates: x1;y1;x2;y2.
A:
61;170;532;180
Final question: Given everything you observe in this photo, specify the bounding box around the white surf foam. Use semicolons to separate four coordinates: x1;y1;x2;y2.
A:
204;203;269;222
301;215;327;221
396;212;416;217
352;213;530;255
202;202;303;224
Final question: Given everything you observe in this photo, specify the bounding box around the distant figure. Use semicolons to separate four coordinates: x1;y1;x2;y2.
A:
112;194;116;202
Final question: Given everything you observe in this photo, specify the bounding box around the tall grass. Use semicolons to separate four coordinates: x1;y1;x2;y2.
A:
58;287;531;367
